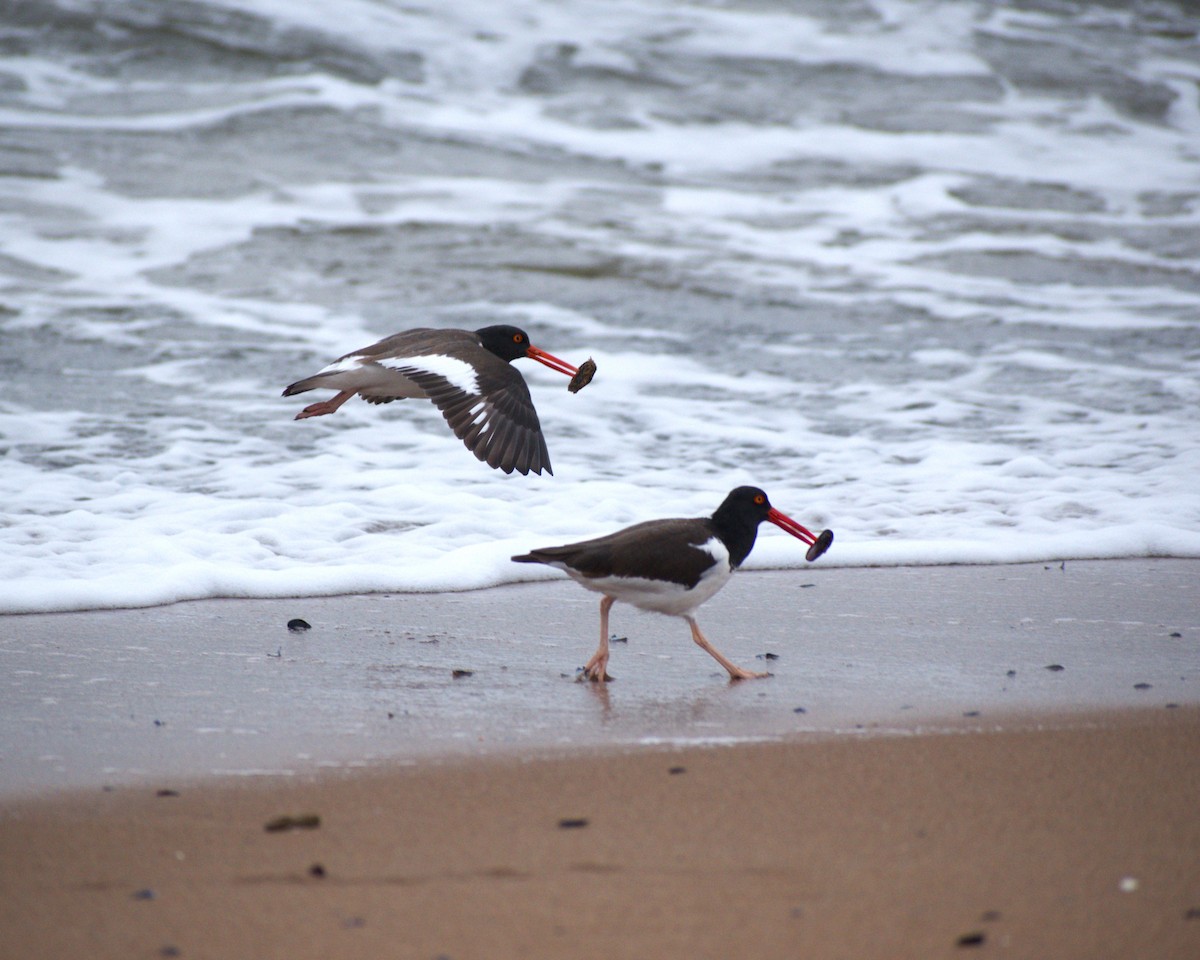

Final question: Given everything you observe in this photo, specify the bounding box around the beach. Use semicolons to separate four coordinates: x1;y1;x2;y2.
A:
2;559;1198;958
3;3;1199;954
2;708;1197;960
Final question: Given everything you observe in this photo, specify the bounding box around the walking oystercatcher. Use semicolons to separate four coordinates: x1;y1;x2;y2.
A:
282;325;589;476
513;486;833;681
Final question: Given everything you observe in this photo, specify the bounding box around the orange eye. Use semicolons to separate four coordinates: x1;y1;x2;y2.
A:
754;494;765;505
513;333;524;343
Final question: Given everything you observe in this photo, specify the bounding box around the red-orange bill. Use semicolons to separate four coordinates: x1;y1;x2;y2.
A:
767;507;815;543
526;344;578;377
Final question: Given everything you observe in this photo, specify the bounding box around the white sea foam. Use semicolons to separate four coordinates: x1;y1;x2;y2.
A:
0;0;1197;613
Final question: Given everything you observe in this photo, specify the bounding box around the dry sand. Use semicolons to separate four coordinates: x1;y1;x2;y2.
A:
2;707;1198;960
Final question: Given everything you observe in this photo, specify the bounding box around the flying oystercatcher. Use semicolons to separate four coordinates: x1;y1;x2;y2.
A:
283;325;592;476
513;486;833;681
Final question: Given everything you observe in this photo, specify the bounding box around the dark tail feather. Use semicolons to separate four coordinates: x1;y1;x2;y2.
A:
281;375;324;397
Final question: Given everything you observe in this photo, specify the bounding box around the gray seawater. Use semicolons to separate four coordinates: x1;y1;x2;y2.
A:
0;0;1198;613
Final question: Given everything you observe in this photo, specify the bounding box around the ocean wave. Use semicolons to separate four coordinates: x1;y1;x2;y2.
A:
1;0;1198;612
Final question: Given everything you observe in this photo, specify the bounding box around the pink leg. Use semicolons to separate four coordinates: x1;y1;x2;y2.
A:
295;390;355;420
582;596;616;682
685;615;769;681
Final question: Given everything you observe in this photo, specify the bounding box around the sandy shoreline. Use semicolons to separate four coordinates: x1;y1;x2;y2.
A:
2;706;1198;959
2;559;1197;956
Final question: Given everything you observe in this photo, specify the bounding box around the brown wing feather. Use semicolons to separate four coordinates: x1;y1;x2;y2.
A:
391;360;551;476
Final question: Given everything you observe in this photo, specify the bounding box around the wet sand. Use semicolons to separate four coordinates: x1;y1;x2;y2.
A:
2;559;1196;797
2;707;1198;959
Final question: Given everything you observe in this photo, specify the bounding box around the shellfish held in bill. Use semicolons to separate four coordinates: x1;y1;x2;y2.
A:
806;529;834;562
567;357;597;393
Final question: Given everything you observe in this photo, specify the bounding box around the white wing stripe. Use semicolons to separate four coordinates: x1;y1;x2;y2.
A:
377;353;481;396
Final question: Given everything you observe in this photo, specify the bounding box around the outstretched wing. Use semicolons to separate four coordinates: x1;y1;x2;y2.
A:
388;347;552;476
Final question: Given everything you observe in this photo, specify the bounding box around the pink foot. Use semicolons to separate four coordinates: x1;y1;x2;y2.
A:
579;656;613;683
728;668;771;681
295;400;340;420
